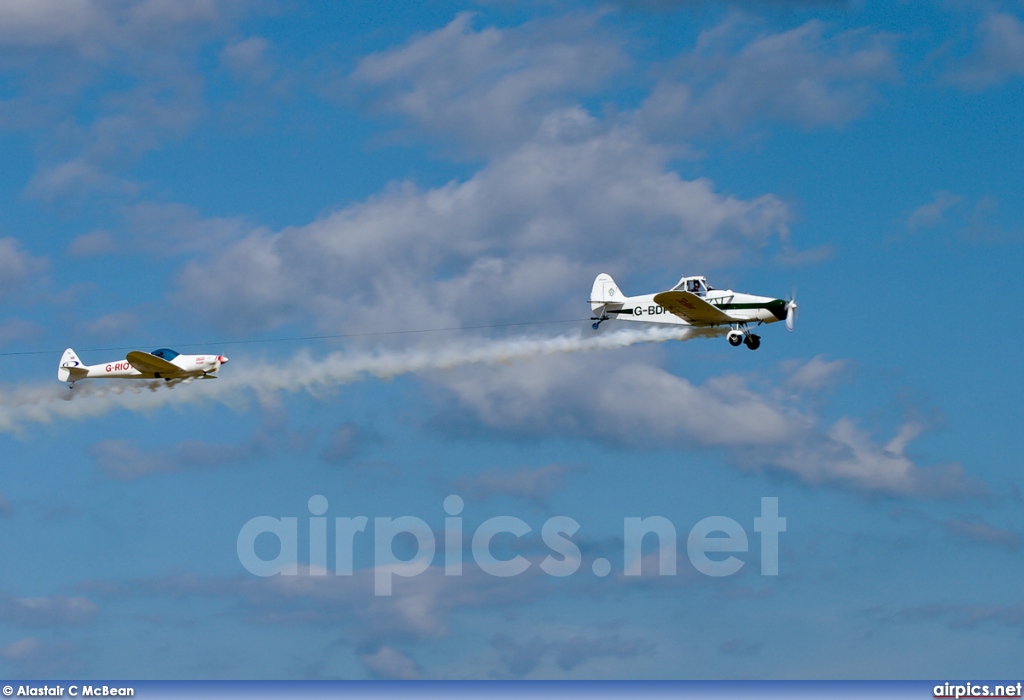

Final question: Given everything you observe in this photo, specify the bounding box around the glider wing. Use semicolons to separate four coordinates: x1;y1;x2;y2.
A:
126;351;183;376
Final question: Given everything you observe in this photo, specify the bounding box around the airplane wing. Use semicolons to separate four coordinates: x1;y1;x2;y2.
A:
126;351;183;376
652;291;736;325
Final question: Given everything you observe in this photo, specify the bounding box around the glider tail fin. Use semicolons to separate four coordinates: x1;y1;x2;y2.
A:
590;273;622;313
58;348;87;383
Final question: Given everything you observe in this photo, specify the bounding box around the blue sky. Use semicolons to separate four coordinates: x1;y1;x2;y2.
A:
0;0;1023;680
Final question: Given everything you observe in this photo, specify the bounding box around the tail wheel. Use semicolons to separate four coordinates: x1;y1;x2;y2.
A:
744;334;761;350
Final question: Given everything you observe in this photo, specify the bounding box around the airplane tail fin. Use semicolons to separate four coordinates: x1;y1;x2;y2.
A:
58;348;87;383
590;273;622;313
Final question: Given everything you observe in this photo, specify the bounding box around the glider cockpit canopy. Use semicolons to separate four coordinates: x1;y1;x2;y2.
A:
149;348;180;361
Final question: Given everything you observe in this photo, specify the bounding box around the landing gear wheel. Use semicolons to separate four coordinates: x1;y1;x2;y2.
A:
592;322;601;330
728;334;743;347
744;334;761;350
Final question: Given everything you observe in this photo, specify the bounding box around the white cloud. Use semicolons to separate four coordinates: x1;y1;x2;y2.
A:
127;0;223;29
0;237;47;295
90;438;240;481
761;417;957;494
67;230;117;257
0;0;253;200
220;36;272;84
894;507;1023;551
118;202;257;254
176;229;300;332
0;318;43;347
430;353;973;496
218;34;293;111
942;518;1022;550
782;354;848;391
452;464;584;505
358;645;422;680
0;594;97;627
25;159;141;201
133;561;552;647
637;15;898;137
901;192;1023;244
1;636;41;659
434;353;799;448
84;311;139;338
90;416;300;480
0;0;239;53
906;191;963;231
107;559;678;679
0;0;103;51
321;422;383;465
175;119;789;334
945;12;1024;90
492;632;645;677
0;636;83;676
349;12;627;155
348;10;896;150
895;602;1024;636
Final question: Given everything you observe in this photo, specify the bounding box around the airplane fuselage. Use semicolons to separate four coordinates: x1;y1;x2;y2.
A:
604;290;787;326
70;355;223;379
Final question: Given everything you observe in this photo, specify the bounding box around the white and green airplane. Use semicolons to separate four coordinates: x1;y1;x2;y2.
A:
589;273;797;350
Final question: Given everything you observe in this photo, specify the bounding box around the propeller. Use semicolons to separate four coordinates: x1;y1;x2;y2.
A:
785;292;798;332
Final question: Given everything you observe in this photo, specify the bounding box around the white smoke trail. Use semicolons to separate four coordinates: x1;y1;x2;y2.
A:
0;326;720;433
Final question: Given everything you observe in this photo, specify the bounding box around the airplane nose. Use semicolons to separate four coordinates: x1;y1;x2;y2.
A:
218;355;229;364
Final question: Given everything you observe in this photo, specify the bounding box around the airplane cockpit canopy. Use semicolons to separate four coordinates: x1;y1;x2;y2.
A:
150;348;180;360
671;276;712;295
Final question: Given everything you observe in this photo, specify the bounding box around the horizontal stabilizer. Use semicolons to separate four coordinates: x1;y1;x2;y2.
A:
59;365;89;382
652;291;735;325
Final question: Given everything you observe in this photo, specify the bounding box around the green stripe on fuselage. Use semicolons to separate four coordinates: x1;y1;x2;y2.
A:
713;299;788;321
